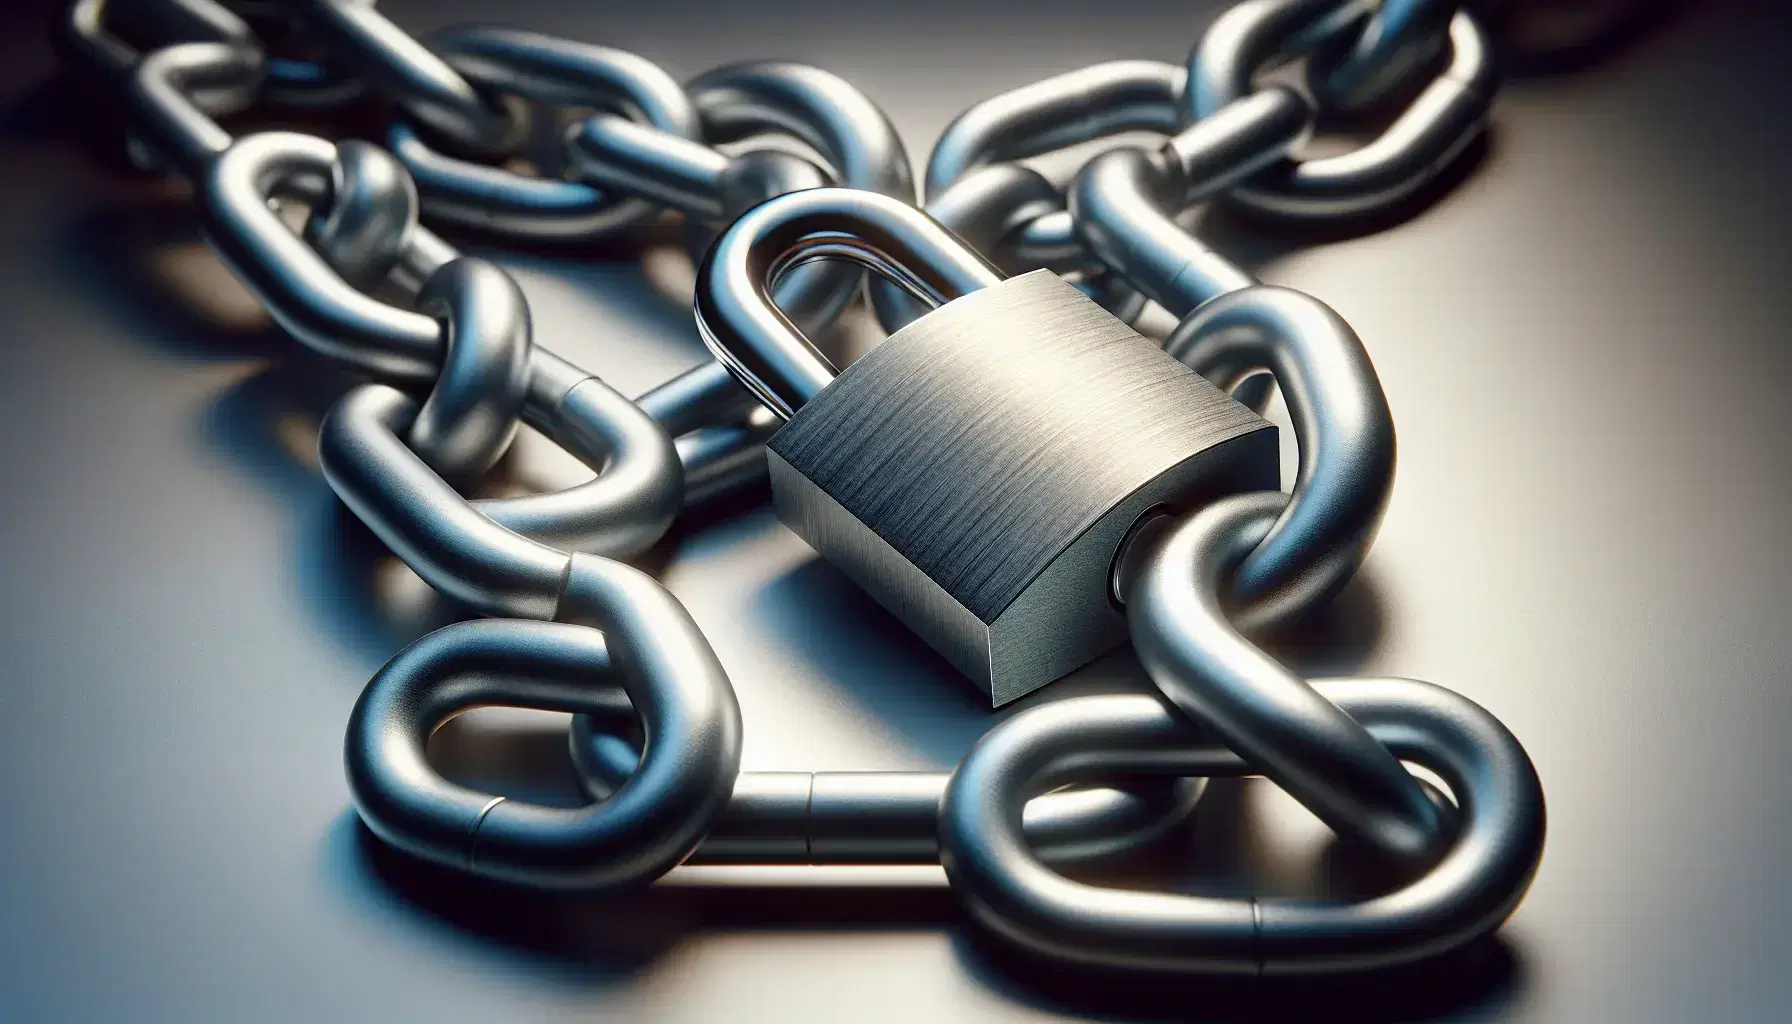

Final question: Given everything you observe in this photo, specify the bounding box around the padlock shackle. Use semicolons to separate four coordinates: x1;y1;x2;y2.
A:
695;187;1003;420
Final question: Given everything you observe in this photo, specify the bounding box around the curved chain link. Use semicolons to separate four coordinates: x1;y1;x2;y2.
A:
939;678;1544;974
1069;86;1313;320
222;0;363;109
202;131;441;380
293;0;526;157
387;26;701;241
1190;0;1496;221
1164;286;1396;629
1120;492;1435;862
1308;0;1463;113
347;578;741;887
1068;113;1395;630
58;0;1544;981
875;60;1188;331
57;0;264;177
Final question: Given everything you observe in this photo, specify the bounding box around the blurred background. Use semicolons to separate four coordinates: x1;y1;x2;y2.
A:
1;0;1788;1020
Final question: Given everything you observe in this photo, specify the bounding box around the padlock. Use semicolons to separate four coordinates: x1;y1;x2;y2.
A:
696;188;1277;704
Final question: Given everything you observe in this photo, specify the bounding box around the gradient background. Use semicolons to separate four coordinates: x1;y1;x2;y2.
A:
1;0;1789;1020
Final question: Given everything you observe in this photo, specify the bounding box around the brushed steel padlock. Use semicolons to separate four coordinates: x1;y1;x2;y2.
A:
696;189;1276;704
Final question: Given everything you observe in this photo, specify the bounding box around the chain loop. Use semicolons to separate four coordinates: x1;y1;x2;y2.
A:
292;0;525;157
59;0;265;178
1164;286;1395;628
1189;1;1497;221
346;593;741;887
938;680;1544;974
406;258;532;480
567;118;826;225
923;60;1184;203
563;59;926;482
690;61;915;204
202;131;443;379
317;365;684;617
322;385;570;618
563;101;842;325
205;133;691;552
877;60;1188;332
903;165;1145;325
1120;492;1436;862
302;138;417;290
64;0;260;87
223;0;363;109
388;26;701;240
563;59;923;492
130;37;263;176
684;61;918;332
632;361;778;509
1308;0;1462;114
1065;85;1393;631
477;356;685;556
1069;87;1312;320
1184;0;1368;118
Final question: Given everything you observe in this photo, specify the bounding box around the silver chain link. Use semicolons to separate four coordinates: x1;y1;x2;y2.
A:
57;0;1545;978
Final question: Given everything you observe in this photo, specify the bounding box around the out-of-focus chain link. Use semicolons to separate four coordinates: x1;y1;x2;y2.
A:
56;0;1546;978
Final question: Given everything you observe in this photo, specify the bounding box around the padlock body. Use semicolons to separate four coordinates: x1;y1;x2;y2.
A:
767;270;1278;705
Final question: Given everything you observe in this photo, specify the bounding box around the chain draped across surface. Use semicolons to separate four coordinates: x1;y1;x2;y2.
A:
58;0;1544;978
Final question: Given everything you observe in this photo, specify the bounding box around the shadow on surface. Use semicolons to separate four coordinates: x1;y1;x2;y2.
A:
54;194;293;362
199;363;468;662
325;810;960;985
748;557;998;765
47;187;471;662
1498;0;1681;78
961;930;1522;1024
1252;567;1389;679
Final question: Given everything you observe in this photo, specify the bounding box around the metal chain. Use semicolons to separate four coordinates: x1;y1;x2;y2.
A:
56;0;1545;979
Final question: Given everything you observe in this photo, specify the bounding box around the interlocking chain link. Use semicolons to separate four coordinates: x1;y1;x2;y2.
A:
1188;0;1497;220
57;0;1546;978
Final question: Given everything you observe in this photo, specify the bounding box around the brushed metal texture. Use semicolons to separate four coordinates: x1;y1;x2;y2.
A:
768;270;1277;703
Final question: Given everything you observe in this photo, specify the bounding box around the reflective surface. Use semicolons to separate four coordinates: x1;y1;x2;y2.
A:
1121;494;1442;865
4;0;1790;1020
1189;1;1496;221
694;187;1001;418
890;58;1186;328
346;610;741;888
294;0;523;157
404;257;531;479
387;25;699;241
1164;285;1397;629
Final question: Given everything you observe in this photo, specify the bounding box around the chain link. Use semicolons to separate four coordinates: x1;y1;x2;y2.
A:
1189;0;1498;221
389;25;701;241
876;59;1191;331
58;0;1544;980
223;0;363;109
296;0;527;157
939;675;1542;974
